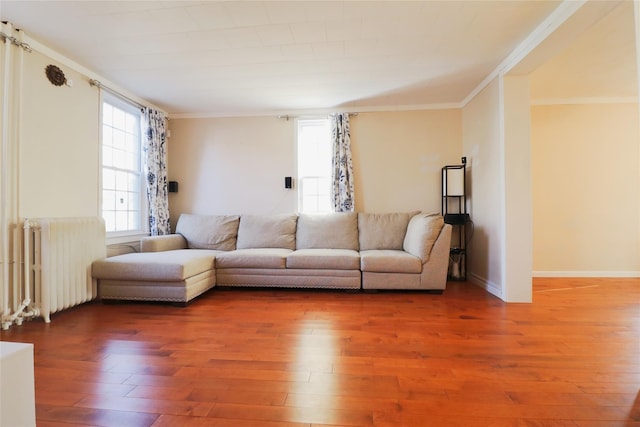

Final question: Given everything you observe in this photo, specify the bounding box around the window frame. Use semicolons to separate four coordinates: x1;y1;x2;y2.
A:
100;92;148;244
296;118;332;214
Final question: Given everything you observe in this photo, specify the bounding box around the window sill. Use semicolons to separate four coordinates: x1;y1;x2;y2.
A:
106;232;149;246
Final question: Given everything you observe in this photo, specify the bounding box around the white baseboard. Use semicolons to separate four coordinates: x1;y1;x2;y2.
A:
467;273;503;299
465;271;639;302
533;271;640;278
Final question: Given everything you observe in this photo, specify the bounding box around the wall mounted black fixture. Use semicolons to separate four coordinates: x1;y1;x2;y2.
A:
168;181;179;193
284;177;292;189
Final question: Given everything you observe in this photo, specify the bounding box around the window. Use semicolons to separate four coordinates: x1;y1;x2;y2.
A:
101;94;146;239
297;119;332;214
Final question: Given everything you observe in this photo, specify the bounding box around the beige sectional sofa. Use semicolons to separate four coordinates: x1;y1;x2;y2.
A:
92;212;452;303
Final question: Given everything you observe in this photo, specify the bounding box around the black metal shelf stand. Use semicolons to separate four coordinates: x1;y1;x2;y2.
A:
442;162;470;281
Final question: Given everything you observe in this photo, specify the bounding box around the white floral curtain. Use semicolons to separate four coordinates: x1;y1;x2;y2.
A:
330;113;355;212
142;108;171;235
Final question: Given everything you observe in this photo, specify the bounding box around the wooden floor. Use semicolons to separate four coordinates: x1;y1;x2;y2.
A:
2;278;639;427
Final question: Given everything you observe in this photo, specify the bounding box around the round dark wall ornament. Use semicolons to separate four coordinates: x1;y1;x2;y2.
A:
45;64;67;86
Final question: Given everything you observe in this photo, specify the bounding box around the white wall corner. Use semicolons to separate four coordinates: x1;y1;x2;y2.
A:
468;273;503;300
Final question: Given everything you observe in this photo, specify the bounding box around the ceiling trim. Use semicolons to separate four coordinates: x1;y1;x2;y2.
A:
531;96;638;106
168;102;464;120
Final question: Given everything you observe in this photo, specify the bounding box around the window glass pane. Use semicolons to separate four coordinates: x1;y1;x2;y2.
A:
103;104;113;126
112;149;125;169
128;211;139;230
124;153;137;172
302;196;317;213
317;198;332;213
103;211;115;232
301;177;317;196
102;146;113;167
128;192;140;211
113;108;125;130
115;191;128;211
113;129;125;150
102;190;115;210
318;177;331;195
125;133;136;152
103;126;113;148
115;171;128;191
125;113;138;134
102;169;115;190
115;211;127;231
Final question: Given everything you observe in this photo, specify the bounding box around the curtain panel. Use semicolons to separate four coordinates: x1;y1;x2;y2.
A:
142;108;171;235
330;113;355;212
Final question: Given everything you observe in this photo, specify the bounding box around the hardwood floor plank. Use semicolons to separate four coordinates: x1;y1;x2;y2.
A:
2;279;638;426
174;365;312;382
152;414;311;427
126;384;196;401
208;402;374;426
37;403;159;427
189;387;288;406
74;394;214;417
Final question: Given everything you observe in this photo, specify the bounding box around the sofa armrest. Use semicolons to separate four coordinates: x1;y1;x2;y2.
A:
140;234;188;252
419;223;452;290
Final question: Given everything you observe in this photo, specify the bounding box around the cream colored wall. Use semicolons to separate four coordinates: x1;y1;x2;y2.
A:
350;110;462;213
462;78;503;296
19;50;100;218
167;110;462;229
501;76;533;302
531;103;640;274
167;116;297;230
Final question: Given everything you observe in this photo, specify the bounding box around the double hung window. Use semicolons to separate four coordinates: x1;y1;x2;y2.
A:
101;94;146;240
297;119;332;214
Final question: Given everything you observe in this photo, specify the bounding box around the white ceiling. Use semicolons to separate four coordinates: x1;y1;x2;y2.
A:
1;1;636;116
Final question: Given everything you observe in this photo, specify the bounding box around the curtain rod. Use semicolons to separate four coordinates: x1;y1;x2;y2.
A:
278;112;359;120
89;79;145;111
0;30;32;52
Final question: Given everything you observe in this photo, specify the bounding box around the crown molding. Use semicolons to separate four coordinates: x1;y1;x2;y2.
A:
531;96;638;106
168;102;464;120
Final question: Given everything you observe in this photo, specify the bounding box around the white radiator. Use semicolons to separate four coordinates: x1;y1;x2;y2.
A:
23;217;106;323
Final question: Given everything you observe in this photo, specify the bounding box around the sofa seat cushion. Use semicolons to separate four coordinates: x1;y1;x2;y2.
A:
215;248;292;269
92;249;219;282
286;249;360;270
360;250;422;274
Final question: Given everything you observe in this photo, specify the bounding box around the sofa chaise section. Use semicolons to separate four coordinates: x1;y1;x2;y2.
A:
92;249;219;303
92;214;240;303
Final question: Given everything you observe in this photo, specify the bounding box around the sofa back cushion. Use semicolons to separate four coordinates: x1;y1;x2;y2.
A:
358;212;416;250
403;213;444;262
296;212;358;250
176;214;240;251
236;214;298;250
